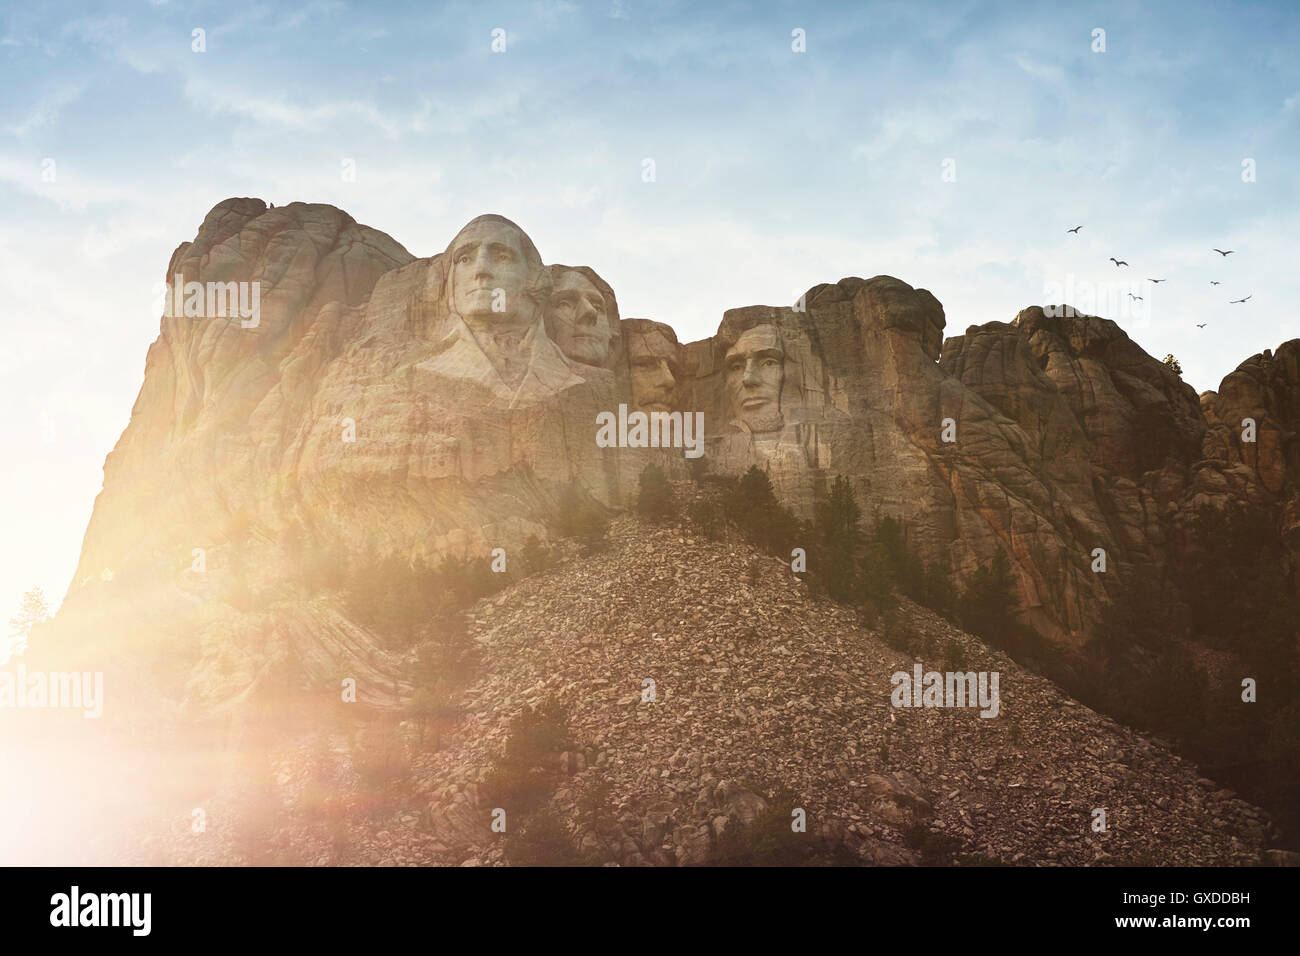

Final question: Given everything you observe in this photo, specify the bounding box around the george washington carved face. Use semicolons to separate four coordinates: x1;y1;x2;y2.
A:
446;216;543;333
725;324;784;434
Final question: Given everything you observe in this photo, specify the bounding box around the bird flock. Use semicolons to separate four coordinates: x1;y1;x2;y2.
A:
1067;226;1251;330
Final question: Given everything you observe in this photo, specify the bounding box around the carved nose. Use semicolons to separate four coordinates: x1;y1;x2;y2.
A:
742;361;761;385
576;301;597;327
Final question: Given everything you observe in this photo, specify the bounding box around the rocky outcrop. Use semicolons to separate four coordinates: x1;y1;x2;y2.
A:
51;199;1300;709
1196;342;1300;589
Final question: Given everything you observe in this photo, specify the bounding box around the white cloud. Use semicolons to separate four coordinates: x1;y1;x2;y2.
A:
0;154;143;210
62;16;170;74
179;73;517;139
4;85;85;138
1012;53;1065;84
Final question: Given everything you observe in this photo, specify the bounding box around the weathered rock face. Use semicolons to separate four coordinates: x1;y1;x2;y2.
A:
937;307;1207;642
1194;342;1300;592
57;199;1300;707
74;199;413;584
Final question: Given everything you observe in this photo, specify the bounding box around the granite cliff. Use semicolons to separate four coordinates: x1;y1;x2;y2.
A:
52;198;1298;707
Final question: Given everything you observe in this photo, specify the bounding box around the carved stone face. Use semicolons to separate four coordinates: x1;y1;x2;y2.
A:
628;329;680;413
449;219;533;329
725;325;784;433
546;272;613;367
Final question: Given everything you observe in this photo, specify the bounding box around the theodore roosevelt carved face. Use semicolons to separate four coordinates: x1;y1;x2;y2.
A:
624;321;682;413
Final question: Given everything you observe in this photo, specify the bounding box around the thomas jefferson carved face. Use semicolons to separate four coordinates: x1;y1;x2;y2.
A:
725;325;784;433
628;329;680;413
448;218;536;330
546;271;613;367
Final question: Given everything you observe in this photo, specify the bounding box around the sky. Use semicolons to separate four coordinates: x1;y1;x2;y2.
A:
1;0;1297;621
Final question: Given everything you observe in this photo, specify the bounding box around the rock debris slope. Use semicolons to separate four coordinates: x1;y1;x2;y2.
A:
120;516;1273;866
184;516;1266;868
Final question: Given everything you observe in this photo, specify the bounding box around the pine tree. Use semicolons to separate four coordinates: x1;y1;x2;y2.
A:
736;466;779;517
5;587;48;661
521;534;550;574
958;547;1018;644
919;563;957;619
636;464;675;521
574;504;609;553
817;475;862;542
728;466;778;541
859;538;897;615
815;476;861;603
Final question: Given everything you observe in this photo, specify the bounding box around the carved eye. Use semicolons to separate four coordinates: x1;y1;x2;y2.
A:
762;357;781;369
456;253;470;265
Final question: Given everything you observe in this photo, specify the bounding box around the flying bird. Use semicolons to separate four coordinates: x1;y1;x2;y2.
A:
1148;278;1166;283
1128;294;1143;300
1213;249;1234;256
1110;258;1129;267
1230;295;1252;304
1210;281;1221;285
1196;323;1207;329
1067;226;1083;234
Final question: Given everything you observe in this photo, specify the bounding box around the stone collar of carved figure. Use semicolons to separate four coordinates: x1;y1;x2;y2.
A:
421;313;587;408
725;324;785;435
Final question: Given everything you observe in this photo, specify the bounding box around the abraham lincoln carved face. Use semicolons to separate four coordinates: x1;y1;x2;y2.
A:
725;324;784;434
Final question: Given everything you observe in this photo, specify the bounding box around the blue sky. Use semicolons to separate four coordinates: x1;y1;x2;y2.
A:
1;0;1297;618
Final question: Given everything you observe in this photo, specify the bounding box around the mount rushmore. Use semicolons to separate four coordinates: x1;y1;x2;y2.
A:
53;198;1298;710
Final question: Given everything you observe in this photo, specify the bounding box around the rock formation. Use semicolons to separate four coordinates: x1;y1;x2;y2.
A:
19;197;1300;868
50;198;1299;706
